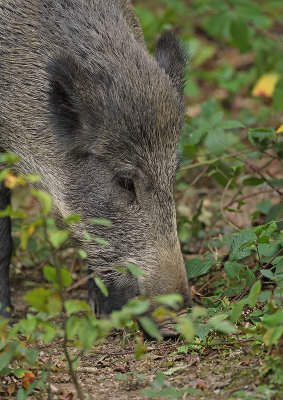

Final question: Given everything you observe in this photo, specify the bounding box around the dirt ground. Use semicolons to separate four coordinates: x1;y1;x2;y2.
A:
2;267;278;400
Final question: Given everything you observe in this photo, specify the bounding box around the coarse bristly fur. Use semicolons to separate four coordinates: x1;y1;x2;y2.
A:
0;0;192;332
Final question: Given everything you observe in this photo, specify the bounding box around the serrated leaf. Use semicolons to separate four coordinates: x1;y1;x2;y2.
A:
185;256;216;279
94;277;108;297
204;127;227;156
229;230;257;261
224;261;244;279
231;299;246;323
139;317;162;340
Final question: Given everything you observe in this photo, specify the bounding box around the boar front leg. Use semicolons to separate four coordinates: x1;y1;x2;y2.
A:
0;182;13;318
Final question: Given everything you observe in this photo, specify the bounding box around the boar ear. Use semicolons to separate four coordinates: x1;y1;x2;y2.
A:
47;55;83;147
155;31;187;94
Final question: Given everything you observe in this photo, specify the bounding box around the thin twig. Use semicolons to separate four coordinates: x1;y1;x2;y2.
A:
221;177;241;231
179;149;252;172
250;23;283;51
191;165;210;186
234;153;283;197
224;188;278;209
197;270;226;293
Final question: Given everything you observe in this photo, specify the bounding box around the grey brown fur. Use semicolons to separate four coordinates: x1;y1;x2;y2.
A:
0;0;192;329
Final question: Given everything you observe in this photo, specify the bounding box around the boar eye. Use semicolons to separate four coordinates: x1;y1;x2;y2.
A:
117;176;136;196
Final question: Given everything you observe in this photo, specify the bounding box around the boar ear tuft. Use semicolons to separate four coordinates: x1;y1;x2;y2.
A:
155;31;187;94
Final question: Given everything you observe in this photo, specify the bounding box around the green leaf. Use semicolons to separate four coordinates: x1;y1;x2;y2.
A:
25;288;51;312
0;152;21;164
43;265;73;287
224;261;244;279
90;218;112;226
231;299;246;323
14;368;28;378
229;230;257;261
230;18;250;52
64;300;91;315
153;294;183;309
94;237;109;246
48;230;70;248
262;310;283;327
194;324;212;340
138;317;162;340
248;280;261;307
185;256;216;279
64;214;82;224
94;277;108;297
218;120;245;129
204;128;227;156
125;263;147;278
243;177;264;186
30;189;53;215
208;314;237;334
177;317;195;340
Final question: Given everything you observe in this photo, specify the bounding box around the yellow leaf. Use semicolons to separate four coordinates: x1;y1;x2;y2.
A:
276;124;283;134
252;73;280;98
4;173;25;189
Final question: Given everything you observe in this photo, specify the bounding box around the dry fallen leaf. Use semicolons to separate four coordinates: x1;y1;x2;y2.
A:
7;383;16;396
252;72;280;98
22;371;36;389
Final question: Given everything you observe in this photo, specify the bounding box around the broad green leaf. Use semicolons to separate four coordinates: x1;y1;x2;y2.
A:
139;317;162;340
218;120;245;129
208;314;237;334
64;300;91;315
229;230;257;261
94;277;108;297
177;317;195;340
43;265;72;287
262;309;283;327
0;152;21;164
224;261;244;279
185;256;216;279
31;189;53;215
153;294;183;309
230;18;250;52
194;324;212;340
204;128;227;156
243;177;264;186
48;230;70;248
260;269;275;280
